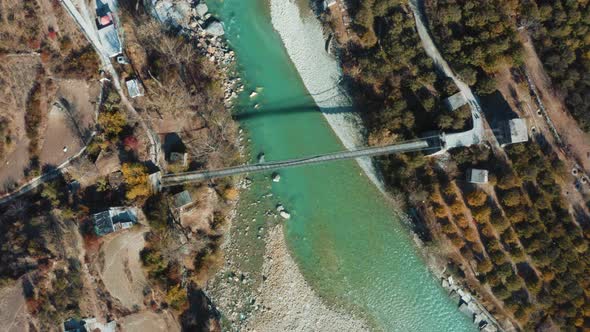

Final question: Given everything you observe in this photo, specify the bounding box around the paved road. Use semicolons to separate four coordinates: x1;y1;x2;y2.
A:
161;139;438;186
61;0;160;164
409;0;484;150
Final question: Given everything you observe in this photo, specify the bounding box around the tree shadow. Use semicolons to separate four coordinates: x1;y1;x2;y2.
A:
478;90;519;127
180;287;220;332
162;133;186;160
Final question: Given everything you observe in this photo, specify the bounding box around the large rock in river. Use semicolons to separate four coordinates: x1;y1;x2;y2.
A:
205;21;225;36
196;3;208;17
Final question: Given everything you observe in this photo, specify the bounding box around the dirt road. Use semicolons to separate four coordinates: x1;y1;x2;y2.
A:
521;33;590;174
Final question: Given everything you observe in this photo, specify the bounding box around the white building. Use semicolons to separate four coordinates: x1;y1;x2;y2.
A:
467;168;489;184
125;79;144;98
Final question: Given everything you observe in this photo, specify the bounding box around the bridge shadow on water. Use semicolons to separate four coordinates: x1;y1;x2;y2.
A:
233;104;356;121
233;82;358;121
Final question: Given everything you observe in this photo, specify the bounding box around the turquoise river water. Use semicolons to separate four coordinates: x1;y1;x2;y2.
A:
208;0;475;330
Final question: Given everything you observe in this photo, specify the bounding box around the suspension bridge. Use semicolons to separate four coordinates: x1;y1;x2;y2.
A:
160;135;442;187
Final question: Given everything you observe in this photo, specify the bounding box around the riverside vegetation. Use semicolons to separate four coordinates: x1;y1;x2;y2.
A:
0;1;241;330
336;0;590;330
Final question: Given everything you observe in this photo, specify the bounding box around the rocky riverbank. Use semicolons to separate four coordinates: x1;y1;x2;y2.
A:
151;0;244;108
269;0;386;194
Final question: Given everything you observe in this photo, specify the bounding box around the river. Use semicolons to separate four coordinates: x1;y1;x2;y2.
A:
207;0;475;330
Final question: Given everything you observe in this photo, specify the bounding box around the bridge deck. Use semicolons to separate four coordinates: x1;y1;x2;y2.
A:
161;139;437;187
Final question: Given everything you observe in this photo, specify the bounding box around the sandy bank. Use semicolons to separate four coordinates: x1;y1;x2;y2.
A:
269;0;385;193
246;225;369;332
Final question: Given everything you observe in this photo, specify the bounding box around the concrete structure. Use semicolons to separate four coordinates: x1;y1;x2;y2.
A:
458;301;474;320
169;152;188;166
467;168;489;184
163;133;187;165
125;79;143;98
172;190;193;212
500;118;528;147
93;207;138;236
444;91;468;111
148;170;162;193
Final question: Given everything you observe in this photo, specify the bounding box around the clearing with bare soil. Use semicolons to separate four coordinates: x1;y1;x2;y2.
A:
0;0;100;193
119;310;180;332
99;227;149;310
180;186;218;232
0;281;30;332
38;79;99;167
0;56;41;190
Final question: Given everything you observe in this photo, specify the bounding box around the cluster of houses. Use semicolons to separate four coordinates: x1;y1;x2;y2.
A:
442;276;499;332
441;91;530;186
90;132;194;236
96;1;144;99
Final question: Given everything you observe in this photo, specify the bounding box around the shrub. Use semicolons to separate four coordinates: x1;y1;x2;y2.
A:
501;189;524;207
121;163;150;200
466;190;488;207
98;108;127;140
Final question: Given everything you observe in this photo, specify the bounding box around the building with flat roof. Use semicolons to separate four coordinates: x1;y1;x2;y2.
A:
93;207;138;236
467;168;489;184
444;91;468;111
96;4;121;58
98;24;121;57
125;79;144;98
172;190;193;212
497;118;528;147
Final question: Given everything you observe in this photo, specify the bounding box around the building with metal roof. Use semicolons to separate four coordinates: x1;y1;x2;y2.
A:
497;118;528;147
96;5;121;58
172;190;193;212
92;207;138;236
444;91;468;111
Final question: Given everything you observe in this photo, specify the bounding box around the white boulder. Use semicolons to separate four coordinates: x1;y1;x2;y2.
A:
272;173;281;182
196;3;208;17
205;21;225;36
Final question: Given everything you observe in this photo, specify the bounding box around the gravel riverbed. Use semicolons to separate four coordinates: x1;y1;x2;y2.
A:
245;225;369;332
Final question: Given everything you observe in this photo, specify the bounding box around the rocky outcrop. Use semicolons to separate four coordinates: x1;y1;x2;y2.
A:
150;0;241;107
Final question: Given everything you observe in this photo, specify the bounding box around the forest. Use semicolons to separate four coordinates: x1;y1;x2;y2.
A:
423;0;523;94
341;0;590;329
343;0;470;151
